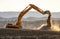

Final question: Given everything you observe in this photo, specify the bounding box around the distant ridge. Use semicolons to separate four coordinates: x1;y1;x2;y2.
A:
0;11;60;18
0;16;60;21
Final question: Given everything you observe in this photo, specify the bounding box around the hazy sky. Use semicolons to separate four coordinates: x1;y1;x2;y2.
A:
0;0;60;12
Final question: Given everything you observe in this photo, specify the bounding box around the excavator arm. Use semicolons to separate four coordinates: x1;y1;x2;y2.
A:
16;4;47;29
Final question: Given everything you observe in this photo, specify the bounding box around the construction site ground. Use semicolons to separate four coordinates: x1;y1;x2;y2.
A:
0;28;60;39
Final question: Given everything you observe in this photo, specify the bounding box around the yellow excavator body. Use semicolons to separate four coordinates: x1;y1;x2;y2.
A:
6;4;51;29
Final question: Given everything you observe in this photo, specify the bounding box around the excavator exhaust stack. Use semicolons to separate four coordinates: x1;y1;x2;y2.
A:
6;4;51;30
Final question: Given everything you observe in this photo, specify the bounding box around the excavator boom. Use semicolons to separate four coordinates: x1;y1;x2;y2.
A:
16;4;47;29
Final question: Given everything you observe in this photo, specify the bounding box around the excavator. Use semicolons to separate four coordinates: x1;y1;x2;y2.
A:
6;4;51;29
